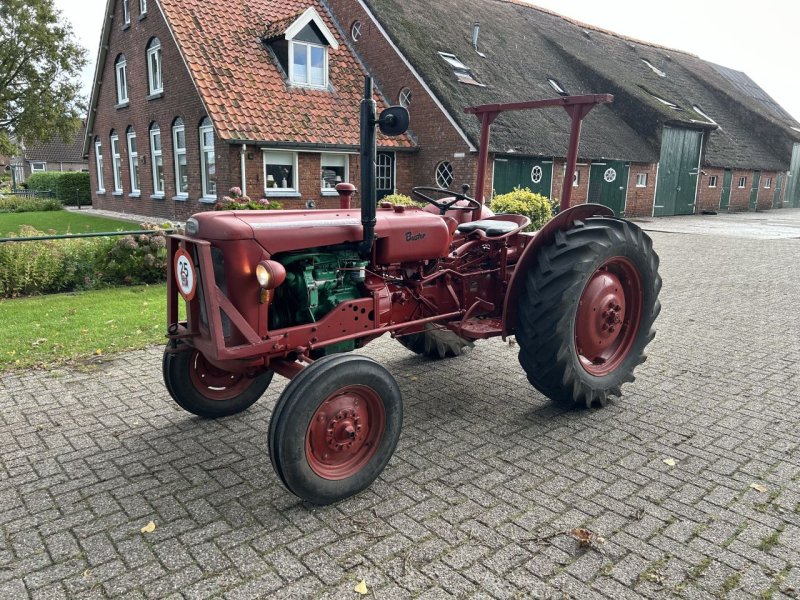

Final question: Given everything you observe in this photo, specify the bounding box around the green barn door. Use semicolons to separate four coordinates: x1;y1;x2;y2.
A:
588;160;629;215
749;171;761;210
654;127;703;216
786;144;800;208
493;157;552;197
773;174;783;208
720;169;732;210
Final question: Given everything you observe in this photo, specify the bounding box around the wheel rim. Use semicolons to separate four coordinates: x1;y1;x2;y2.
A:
305;385;386;480
188;350;251;401
574;257;643;376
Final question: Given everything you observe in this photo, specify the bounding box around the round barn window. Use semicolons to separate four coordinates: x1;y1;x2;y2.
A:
435;161;454;188
351;21;362;42
531;165;543;184
399;87;412;108
604;168;617;183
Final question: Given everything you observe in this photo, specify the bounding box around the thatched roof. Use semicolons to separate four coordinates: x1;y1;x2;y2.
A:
364;0;799;170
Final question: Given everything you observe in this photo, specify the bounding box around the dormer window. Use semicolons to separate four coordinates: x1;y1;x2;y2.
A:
265;7;339;90
438;52;484;86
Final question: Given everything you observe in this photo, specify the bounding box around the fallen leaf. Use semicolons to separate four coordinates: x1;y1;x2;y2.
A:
94;349;102;356
570;527;605;547
663;458;677;467
750;482;768;493
140;521;156;534
353;580;368;595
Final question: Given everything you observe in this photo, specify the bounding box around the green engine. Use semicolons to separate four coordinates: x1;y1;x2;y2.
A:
269;250;368;339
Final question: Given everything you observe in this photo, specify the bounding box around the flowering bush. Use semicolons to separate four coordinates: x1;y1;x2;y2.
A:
490;187;552;231
216;194;283;211
98;224;168;285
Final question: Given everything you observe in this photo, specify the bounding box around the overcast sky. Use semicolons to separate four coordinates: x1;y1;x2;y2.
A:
56;0;800;122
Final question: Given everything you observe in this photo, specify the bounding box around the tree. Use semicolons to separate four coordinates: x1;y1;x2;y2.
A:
0;0;87;156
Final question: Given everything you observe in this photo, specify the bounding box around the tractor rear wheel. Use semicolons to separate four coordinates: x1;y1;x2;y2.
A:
516;217;661;409
269;354;403;505
398;324;473;359
162;343;273;418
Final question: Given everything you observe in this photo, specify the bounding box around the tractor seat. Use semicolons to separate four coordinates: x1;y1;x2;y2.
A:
456;219;520;237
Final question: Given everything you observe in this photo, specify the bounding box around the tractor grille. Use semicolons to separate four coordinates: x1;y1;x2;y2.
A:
210;246;233;339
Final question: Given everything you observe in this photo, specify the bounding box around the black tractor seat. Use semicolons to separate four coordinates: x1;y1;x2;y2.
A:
456;219;520;237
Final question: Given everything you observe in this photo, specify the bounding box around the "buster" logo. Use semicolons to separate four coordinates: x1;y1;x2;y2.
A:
405;231;426;242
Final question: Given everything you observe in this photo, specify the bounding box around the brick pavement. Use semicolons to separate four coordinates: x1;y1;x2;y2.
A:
1;211;799;599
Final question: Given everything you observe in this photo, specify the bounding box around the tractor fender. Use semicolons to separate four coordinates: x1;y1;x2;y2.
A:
501;203;614;338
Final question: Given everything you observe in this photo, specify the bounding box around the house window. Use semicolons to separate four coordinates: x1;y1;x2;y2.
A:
548;78;566;95
351;21;362;42
438;52;483;86
399;87;412;108
95;139;105;192
140;0;147;15
110;132;122;193
127;127;140;194
738;176;747;188
199;118;216;199
636;173;648;187
150;124;164;196
573;170;580;187
263;150;298;194
30;162;46;173
320;153;348;193
115;55;128;104
764;177;772;189
147;38;163;95
290;41;327;88
642;59;666;77
172;118;188;196
435;161;454;188
123;0;130;25
708;175;718;188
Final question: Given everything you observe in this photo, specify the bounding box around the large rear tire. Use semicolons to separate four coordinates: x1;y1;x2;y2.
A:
162;343;273;418
397;324;473;359
269;354;403;505
516;217;661;409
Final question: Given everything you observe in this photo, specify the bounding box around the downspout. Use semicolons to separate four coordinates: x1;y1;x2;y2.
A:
240;144;247;197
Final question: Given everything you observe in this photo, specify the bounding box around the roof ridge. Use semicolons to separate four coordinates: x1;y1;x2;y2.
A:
495;0;699;59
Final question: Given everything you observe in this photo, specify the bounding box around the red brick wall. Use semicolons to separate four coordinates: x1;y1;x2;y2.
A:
326;0;476;196
728;169;753;212
757;171;778;210
620;163;656;217
88;0;216;222
551;160;590;207
696;168;725;212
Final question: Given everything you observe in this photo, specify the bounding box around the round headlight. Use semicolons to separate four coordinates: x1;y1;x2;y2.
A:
256;263;270;287
255;260;286;290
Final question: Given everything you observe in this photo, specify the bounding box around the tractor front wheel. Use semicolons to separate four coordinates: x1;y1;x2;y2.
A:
269;354;403;505
516;217;661;408
162;343;273;418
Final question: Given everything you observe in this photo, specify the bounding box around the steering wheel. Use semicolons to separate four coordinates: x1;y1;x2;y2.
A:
411;186;481;215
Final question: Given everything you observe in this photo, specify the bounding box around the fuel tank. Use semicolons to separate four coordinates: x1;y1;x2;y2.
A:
186;206;451;262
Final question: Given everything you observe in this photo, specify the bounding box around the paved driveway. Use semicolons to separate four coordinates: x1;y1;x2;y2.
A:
2;210;799;599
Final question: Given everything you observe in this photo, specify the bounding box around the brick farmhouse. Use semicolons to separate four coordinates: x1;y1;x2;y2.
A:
84;0;800;219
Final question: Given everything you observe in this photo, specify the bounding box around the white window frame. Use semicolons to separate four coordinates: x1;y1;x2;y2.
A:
110;133;122;194
399;87;412;108
140;0;147;15
173;119;188;198
150;125;164;197
115;56;128;105
263;150;299;196
199;119;217;200
572;170;580;187
764;177;772;189
289;40;328;88
30;162;46;173
320;153;349;195
738;176;747;189
435;161;454;189
548;78;566;94
636;173;648;188
708;175;718;188
95;140;105;192
127;129;140;195
123;0;130;25
351;20;362;42
147;39;163;95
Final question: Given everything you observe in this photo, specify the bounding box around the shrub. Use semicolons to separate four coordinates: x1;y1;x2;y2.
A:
26;172;91;205
380;193;422;206
96;225;168;286
0;195;63;213
490;187;552;231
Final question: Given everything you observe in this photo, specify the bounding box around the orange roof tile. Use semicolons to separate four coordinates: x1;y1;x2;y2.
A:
160;0;414;149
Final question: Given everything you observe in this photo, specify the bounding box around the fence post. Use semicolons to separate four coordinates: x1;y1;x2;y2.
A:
76;189;81;210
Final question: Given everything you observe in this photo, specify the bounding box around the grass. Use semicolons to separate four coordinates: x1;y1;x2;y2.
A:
0;211;140;237
0;284;183;371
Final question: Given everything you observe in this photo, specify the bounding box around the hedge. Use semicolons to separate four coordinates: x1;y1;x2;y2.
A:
26;172;91;205
489;187;552;231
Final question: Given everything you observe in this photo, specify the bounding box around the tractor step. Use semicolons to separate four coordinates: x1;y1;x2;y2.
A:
452;317;503;339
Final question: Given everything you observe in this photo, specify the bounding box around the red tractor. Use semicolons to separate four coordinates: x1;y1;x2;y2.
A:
164;78;660;505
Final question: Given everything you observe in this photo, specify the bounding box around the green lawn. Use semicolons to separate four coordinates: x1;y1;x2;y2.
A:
0;211;141;237
0;284;183;371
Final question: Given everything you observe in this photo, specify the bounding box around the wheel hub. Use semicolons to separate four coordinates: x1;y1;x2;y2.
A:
574;258;643;376
325;409;363;450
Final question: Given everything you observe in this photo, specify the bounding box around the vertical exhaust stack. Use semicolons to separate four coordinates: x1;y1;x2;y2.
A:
472;22;486;57
360;77;378;257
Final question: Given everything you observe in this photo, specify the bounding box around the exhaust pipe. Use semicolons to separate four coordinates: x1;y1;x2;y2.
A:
360;77;377;258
